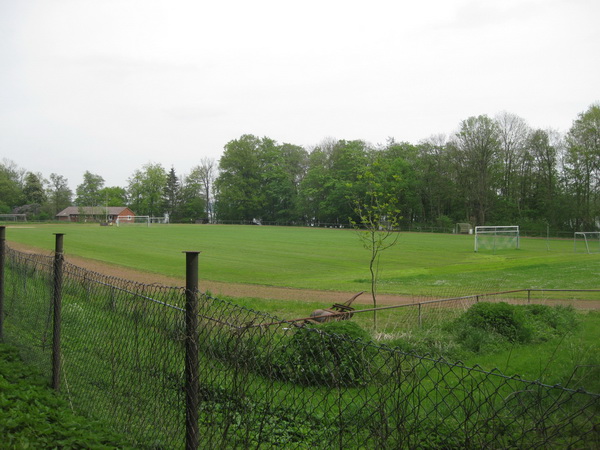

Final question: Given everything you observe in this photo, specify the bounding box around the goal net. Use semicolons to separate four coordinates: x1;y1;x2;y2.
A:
474;226;520;252
0;214;27;222
574;232;600;254
150;216;169;225
455;223;472;234
115;215;150;227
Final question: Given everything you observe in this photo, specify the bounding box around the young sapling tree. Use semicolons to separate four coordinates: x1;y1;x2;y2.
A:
349;168;402;329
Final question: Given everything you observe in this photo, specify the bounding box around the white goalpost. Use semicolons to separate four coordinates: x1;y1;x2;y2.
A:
474;226;520;252
0;214;27;222
574;232;600;254
115;215;150;227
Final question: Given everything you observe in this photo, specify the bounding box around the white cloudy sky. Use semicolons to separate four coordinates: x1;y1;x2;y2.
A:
1;0;598;190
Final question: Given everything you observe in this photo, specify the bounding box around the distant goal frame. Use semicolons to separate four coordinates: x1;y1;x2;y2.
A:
574;232;600;254
115;215;150;227
0;214;27;222
474;225;520;252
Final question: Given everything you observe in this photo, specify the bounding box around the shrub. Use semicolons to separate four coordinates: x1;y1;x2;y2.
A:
521;304;579;341
459;302;532;344
282;321;375;386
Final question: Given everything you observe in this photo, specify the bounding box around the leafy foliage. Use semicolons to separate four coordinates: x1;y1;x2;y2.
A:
459;301;533;344
204;320;376;387
390;303;580;360
0;344;133;448
282;321;375;386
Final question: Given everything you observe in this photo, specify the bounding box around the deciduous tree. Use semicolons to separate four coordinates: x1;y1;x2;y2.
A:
127;163;167;217
0;159;25;212
350;166;402;329
75;171;105;207
564;104;600;230
452;115;501;225
45;173;72;216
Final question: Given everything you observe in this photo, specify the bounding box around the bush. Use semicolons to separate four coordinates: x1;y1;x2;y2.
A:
521;304;578;341
459;302;532;344
281;321;375;386
202;320;375;387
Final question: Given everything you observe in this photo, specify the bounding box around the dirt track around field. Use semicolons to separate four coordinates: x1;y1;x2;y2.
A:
6;241;413;306
6;241;600;309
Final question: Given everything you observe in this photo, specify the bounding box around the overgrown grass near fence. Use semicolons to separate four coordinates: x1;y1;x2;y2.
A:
2;244;599;448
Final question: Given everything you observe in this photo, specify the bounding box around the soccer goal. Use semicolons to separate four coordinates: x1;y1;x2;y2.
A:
474;226;520;252
115;215;150;227
574;232;600;254
455;223;472;234
0;214;27;222
150;216;169;225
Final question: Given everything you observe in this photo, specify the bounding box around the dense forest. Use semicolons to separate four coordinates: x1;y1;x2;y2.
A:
1;104;599;235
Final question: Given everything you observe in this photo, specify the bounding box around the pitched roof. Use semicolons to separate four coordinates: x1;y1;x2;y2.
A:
56;206;133;217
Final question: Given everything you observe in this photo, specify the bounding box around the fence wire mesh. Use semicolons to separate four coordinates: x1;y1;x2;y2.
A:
2;245;599;449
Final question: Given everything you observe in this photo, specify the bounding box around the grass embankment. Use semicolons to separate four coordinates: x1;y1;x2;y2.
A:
4;223;599;299
470;310;600;392
0;343;132;448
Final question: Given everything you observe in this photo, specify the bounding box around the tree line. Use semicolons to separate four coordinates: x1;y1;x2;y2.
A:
1;104;599;233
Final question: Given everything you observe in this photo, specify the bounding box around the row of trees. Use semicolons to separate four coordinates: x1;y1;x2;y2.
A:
1;104;599;231
215;104;600;232
0;158;216;223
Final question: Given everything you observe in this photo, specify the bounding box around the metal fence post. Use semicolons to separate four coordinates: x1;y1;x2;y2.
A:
184;251;200;450
0;226;5;342
52;233;65;391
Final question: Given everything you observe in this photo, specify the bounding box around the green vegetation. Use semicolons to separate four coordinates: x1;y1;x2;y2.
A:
2;105;600;235
4;249;598;447
210;301;596;392
390;302;575;352
5;223;599;299
3;223;599;447
471;310;600;393
0;343;132;448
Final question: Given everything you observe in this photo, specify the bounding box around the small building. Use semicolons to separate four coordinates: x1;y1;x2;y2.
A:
56;206;136;223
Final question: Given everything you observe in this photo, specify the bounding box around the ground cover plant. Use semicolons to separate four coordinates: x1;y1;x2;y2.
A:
0;343;133;448
5;223;599;299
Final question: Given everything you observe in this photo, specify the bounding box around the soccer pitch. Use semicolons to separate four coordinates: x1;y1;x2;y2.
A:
4;223;597;297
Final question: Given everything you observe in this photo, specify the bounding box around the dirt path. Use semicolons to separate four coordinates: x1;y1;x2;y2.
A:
6;241;413;306
6;241;600;309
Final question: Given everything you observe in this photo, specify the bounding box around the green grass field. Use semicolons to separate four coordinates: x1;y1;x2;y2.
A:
4;223;599;298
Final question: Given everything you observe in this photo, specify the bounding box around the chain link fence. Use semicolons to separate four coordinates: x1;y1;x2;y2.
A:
1;235;599;448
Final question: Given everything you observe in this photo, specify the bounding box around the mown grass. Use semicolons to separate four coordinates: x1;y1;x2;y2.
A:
5;223;598;299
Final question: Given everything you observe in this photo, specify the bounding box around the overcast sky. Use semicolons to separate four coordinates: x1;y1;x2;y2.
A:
1;0;598;191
